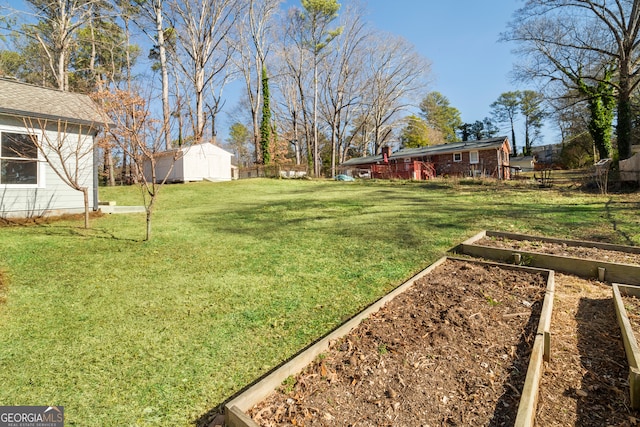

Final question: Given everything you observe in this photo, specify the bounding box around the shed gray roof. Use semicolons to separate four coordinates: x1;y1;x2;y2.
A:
341;136;510;167
0;78;107;126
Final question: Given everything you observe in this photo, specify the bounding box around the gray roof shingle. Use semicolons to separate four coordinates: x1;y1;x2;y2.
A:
0;78;107;126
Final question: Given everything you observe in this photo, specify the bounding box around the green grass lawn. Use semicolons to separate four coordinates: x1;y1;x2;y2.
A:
0;178;638;426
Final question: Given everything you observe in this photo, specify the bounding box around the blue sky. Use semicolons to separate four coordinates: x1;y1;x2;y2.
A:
363;0;542;142
4;0;548;149
276;0;552;150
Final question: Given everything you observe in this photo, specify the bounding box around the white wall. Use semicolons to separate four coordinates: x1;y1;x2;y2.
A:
149;152;184;184
0;115;95;218
145;143;233;183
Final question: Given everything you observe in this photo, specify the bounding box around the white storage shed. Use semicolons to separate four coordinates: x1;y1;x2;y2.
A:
145;142;236;183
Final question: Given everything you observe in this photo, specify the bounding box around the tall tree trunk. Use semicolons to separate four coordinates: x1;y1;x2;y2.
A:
122;151;128;183
313;60;320;177
253;100;261;163
88;13;96;88
292;109;301;165
510;117;516;156
58;48;66;90
523;114;530;156
172;69;184;146
260;65;272;165
155;0;172;150
82;187;90;229
330;123;337;177
196;69;205;143
617;62;632;160
103;148;115;186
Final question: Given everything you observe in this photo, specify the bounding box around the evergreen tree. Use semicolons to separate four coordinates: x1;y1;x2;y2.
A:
491;91;520;155
400;115;430;148
419;91;462;142
260;65;272;165
228;122;251;166
520;90;545;156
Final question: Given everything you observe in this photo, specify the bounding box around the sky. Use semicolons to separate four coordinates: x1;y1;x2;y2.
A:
274;0;553;150
361;0;550;145
3;0;552;150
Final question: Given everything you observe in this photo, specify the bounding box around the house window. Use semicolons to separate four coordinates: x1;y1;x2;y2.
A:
453;152;462;162
0;132;38;185
469;151;479;164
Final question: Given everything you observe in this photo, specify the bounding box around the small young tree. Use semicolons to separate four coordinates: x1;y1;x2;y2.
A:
98;88;176;241
22;117;98;228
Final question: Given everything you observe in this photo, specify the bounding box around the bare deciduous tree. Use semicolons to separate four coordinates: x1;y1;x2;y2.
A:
19;0;104;91
168;0;242;144
319;1;370;176
131;0;173;150
272;71;305;165
504;0;640;160
231;0;281;163
99;88;176;241
294;0;342;176
277;8;314;168
22;117;98;228
363;33;430;155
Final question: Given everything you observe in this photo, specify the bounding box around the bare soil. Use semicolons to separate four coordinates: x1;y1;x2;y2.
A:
463;234;640;425
0;210;104;227
535;273;636;426
242;258;640;427
249;259;548;426
477;236;640;266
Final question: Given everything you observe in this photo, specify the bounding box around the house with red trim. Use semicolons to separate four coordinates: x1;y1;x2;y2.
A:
340;136;512;180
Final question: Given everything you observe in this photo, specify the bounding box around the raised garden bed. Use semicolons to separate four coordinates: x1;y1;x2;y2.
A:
456;230;640;285
535;273;633;426
613;284;640;410
224;257;555;427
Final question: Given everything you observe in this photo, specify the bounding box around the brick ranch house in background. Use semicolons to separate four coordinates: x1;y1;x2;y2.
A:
0;78;106;218
339;136;512;180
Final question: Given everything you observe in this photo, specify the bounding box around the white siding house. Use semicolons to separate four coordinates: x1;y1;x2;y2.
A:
0;78;106;218
144;142;236;183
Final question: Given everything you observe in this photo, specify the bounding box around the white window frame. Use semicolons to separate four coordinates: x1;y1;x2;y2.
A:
453;152;462;162
469;150;479;164
0;128;44;189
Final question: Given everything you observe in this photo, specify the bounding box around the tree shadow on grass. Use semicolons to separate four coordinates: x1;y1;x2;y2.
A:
573;297;637;426
0;211;141;241
35;224;141;241
192;190;610;255
604;197;639;245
